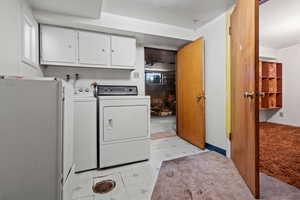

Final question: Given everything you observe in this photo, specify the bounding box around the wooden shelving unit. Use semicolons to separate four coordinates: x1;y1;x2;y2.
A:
259;61;283;110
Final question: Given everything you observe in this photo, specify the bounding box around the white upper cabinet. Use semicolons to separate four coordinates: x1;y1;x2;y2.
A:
78;31;110;66
111;36;136;67
40;25;136;69
41;25;76;64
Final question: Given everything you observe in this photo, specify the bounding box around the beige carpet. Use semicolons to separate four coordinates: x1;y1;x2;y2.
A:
260;173;300;200
151;151;254;200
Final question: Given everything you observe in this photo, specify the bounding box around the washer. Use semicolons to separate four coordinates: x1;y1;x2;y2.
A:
73;96;98;172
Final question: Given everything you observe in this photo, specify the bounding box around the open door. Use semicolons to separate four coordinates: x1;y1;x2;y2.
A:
176;38;205;149
231;0;259;198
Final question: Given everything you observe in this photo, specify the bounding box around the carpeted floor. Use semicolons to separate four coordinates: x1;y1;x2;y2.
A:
260;122;300;188
260;172;300;200
151;151;300;200
151;151;254;200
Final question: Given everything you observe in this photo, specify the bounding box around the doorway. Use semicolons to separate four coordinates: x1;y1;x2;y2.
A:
259;0;300;193
230;0;299;199
145;39;206;149
144;48;177;139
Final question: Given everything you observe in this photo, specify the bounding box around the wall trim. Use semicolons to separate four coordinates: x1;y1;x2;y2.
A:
205;143;226;156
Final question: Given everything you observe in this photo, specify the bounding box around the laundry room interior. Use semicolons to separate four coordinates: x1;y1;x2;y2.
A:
0;0;299;200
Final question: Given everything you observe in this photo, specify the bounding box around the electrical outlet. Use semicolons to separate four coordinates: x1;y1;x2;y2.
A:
279;112;284;117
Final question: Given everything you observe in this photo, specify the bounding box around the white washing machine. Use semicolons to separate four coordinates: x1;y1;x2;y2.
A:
96;85;150;168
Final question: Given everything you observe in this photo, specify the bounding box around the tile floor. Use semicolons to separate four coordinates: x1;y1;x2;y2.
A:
71;136;300;200
150;116;176;135
71;136;205;200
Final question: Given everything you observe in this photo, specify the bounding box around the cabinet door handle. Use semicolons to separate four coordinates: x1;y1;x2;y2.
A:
108;119;113;129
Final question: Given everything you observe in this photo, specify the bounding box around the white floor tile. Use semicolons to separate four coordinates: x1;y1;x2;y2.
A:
72;176;94;199
150;116;176;134
126;183;152;200
121;165;154;186
75;196;95;200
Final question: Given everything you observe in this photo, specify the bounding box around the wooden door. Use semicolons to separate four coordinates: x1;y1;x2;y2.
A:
177;38;205;149
230;0;259;198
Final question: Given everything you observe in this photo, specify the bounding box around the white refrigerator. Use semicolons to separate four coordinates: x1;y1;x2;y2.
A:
0;77;74;200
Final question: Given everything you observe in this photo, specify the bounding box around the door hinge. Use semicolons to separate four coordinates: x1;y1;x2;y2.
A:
228;132;232;140
229;26;232;36
62;87;65;101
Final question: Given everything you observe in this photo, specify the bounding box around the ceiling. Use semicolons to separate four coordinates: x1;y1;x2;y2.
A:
27;0;103;18
102;0;236;29
260;0;300;49
27;0;235;48
27;0;235;29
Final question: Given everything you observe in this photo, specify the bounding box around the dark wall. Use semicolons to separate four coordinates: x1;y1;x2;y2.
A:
144;48;176;115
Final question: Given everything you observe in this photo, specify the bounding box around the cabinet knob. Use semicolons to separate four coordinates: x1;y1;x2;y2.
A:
68;45;72;48
102;49;105;52
111;49;115;53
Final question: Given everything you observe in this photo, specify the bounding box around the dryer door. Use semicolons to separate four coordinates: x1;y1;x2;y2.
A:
103;105;148;142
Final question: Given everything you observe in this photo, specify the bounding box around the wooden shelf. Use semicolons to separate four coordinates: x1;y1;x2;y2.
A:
259;61;283;110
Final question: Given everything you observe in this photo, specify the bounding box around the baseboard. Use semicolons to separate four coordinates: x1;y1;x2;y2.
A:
205;143;226;156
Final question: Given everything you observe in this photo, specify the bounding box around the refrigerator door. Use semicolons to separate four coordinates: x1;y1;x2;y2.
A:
0;79;61;200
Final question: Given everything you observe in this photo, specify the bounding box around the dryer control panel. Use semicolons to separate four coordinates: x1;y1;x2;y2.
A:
95;85;138;96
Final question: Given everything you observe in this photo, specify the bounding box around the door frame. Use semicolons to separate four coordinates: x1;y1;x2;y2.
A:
144;47;179;137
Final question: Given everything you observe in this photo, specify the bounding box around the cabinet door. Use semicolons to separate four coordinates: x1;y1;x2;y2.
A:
41;25;76;64
111;36;136;67
78;31;109;65
74;99;97;172
103;105;148;142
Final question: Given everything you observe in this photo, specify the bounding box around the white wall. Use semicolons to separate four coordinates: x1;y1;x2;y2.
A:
260;46;278;60
0;0;43;77
43;45;145;96
33;10;195;42
267;44;300;127
195;14;228;150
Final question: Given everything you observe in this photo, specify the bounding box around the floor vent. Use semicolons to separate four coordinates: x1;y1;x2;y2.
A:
92;179;116;194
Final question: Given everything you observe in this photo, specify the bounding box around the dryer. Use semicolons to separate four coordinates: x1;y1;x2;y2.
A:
96;85;150;168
